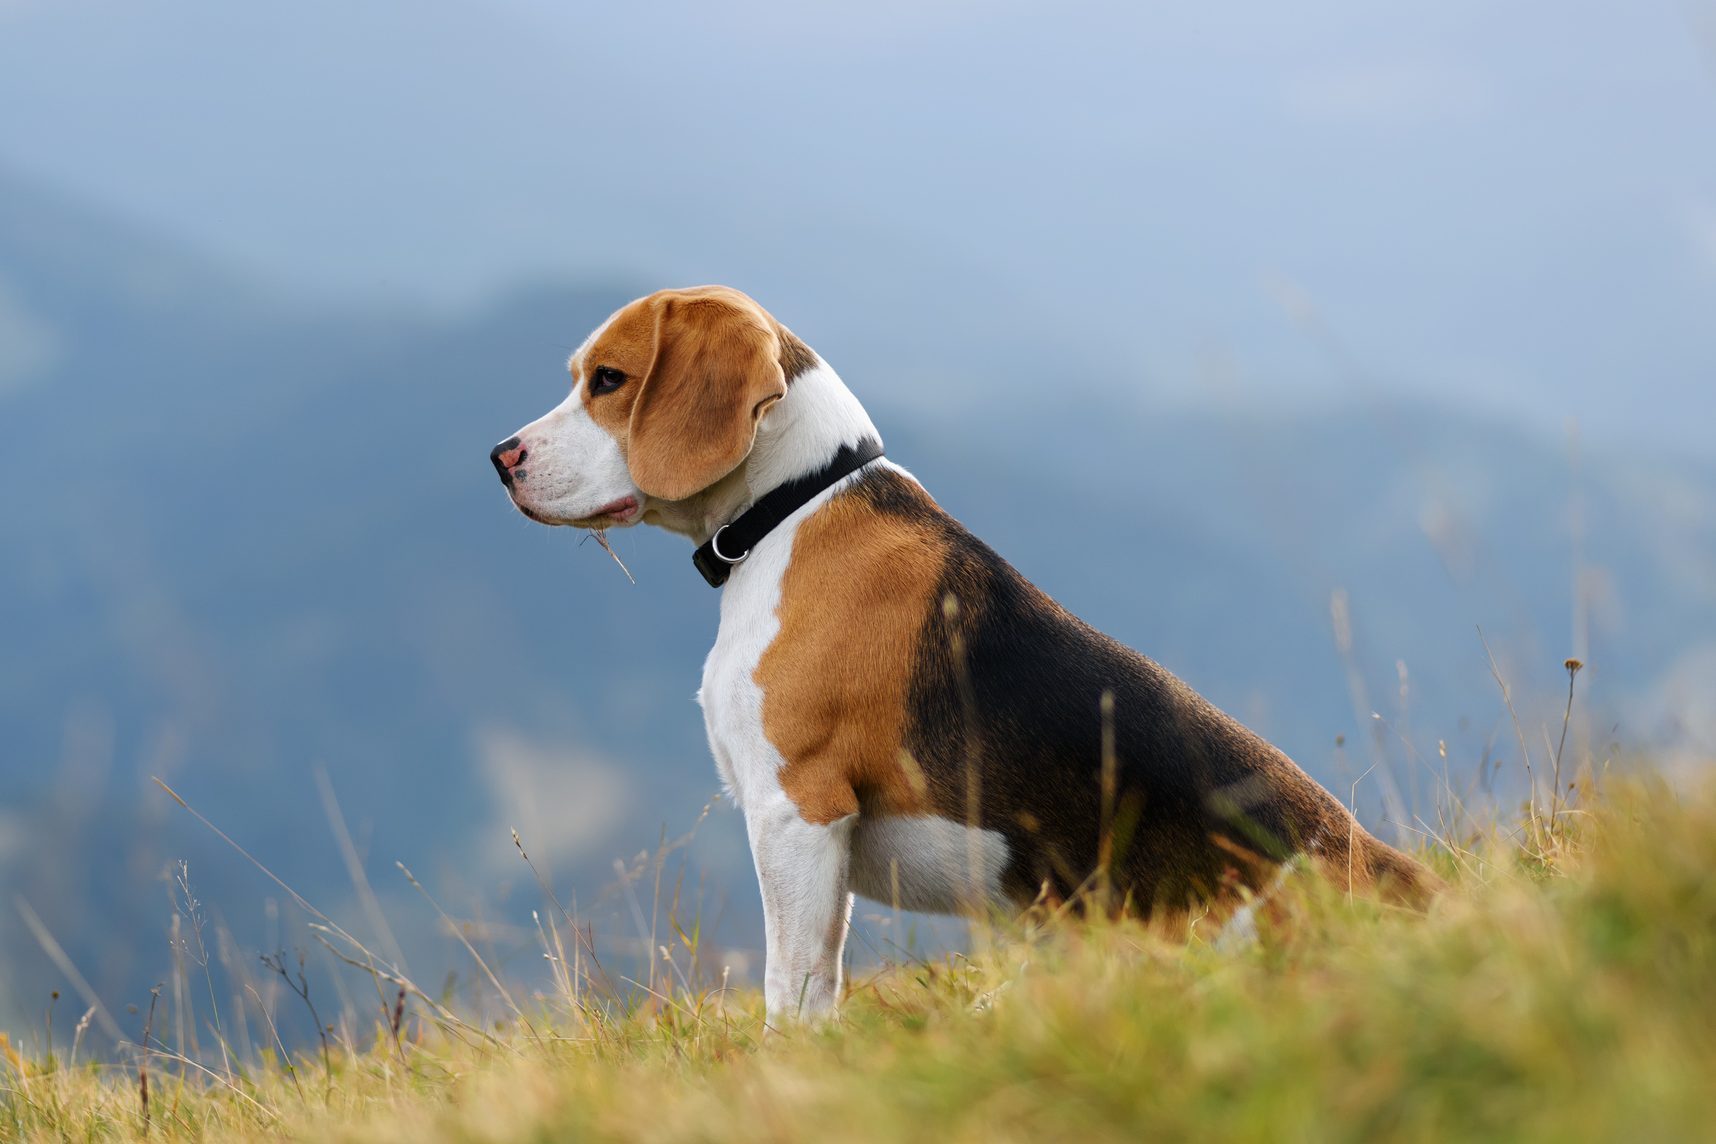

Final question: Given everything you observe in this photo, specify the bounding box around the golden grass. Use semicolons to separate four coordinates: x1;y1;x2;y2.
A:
4;774;1715;1142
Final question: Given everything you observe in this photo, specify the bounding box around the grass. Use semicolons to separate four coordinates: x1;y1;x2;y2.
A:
3;771;1715;1142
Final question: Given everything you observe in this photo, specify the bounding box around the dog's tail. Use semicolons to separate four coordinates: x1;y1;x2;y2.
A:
1348;833;1444;909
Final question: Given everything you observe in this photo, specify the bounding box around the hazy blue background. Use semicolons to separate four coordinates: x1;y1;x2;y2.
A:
2;1;1713;1044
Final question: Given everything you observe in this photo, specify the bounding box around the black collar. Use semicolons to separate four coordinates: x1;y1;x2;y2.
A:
692;437;885;588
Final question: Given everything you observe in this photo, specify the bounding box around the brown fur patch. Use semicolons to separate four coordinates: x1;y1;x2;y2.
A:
756;487;952;826
573;286;791;501
776;324;819;382
576;303;656;443
1316;831;1445;908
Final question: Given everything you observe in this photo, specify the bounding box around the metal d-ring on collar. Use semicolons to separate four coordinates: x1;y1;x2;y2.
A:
707;525;750;566
690;437;885;589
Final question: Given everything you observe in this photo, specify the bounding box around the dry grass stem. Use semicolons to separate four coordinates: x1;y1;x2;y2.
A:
583;527;636;584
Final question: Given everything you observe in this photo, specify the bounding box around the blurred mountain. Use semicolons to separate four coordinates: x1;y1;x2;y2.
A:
2;168;1713;1036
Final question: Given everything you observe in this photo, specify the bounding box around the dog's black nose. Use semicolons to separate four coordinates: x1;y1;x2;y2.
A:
490;437;527;485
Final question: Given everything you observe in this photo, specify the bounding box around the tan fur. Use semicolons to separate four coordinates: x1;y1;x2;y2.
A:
756;490;951;826
575;303;654;441
1326;832;1444;908
572;286;794;501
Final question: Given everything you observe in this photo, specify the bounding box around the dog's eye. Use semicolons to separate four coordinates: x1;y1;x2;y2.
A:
589;366;627;396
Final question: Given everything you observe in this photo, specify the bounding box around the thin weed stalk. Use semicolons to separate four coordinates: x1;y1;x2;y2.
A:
395;861;542;1046
1551;658;1585;832
1477;627;1542;853
260;950;331;1101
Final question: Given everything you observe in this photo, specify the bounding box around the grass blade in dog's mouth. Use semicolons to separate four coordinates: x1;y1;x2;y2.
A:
581;527;636;584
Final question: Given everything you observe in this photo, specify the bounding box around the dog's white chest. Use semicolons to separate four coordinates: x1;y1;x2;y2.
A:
696;499;817;811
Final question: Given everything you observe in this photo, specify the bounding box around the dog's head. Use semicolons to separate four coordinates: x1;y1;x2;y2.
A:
490;285;793;530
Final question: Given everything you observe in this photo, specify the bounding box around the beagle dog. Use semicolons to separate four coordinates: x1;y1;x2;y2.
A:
490;285;1436;1024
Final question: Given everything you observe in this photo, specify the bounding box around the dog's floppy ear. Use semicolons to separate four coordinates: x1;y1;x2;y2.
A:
626;293;788;501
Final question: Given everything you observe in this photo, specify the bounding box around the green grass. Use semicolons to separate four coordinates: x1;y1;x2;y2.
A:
5;776;1716;1142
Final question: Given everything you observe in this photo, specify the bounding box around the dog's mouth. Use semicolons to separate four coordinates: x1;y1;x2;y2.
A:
518;494;640;528
577;495;641;527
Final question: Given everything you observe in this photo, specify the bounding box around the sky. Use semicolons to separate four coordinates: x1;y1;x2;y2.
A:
1;0;1714;452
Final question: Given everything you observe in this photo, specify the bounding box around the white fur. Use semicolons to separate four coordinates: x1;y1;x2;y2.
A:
506;376;640;525
744;359;878;496
849;815;1010;914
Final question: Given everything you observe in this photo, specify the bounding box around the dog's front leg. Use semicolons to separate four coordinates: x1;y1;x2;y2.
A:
744;794;856;1025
